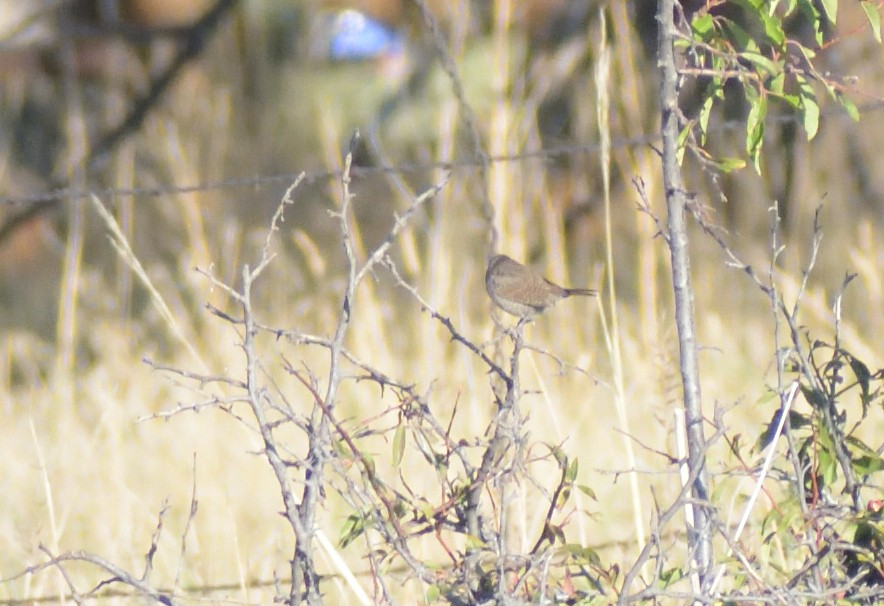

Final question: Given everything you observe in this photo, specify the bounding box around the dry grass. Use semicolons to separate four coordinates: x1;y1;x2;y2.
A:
1;1;883;604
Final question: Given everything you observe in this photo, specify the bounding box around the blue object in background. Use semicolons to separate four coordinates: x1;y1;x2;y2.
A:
328;9;404;61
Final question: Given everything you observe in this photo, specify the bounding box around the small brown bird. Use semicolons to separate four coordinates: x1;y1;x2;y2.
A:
485;254;596;319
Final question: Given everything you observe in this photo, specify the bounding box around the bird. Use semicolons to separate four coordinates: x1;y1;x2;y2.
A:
485;254;596;320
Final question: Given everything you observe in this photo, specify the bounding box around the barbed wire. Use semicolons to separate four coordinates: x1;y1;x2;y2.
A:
0;138;630;207
1;99;882;211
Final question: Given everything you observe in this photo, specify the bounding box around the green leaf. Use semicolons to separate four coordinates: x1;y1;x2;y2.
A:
660;566;686;584
722;18;759;52
781;0;799;17
673;37;693;50
699;94;714;144
698;80;724;144
740;51;781;76
745;88;766;172
847;354;872;400
363;453;376;475
549;443;568;467
417;501;435;523
712;157;747;172
798;0;824;46
758;8;787;46
392;498;407;518
817;422;839;486
425;585;441;602
566;458;579;482
548;521;567;544
861;1;882;43
854;453;884;476
802;98;820;140
795;41;817;60
800;382;828;409
464;534;486;550
392;423;406;466
339;511;368;548
838;93;860;121
789;410;812;429
562;543;602;566
677;123;690;165
556;487;571;508
577;484;598;500
795;73;819;140
820;447;838;487
819;0;838;25
433;452;449;475
781;93;801;108
769;72;785;95
734;0;787;46
691;13;715;40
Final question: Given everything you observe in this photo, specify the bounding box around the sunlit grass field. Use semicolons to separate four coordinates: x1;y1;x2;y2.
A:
1;2;882;603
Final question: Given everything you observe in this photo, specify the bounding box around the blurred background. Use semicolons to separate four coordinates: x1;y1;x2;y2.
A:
1;0;882;602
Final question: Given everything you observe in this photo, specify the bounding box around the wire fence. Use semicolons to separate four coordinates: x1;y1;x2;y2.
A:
4;98;884;210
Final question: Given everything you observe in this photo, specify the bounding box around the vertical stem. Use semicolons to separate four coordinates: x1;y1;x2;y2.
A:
656;0;711;581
